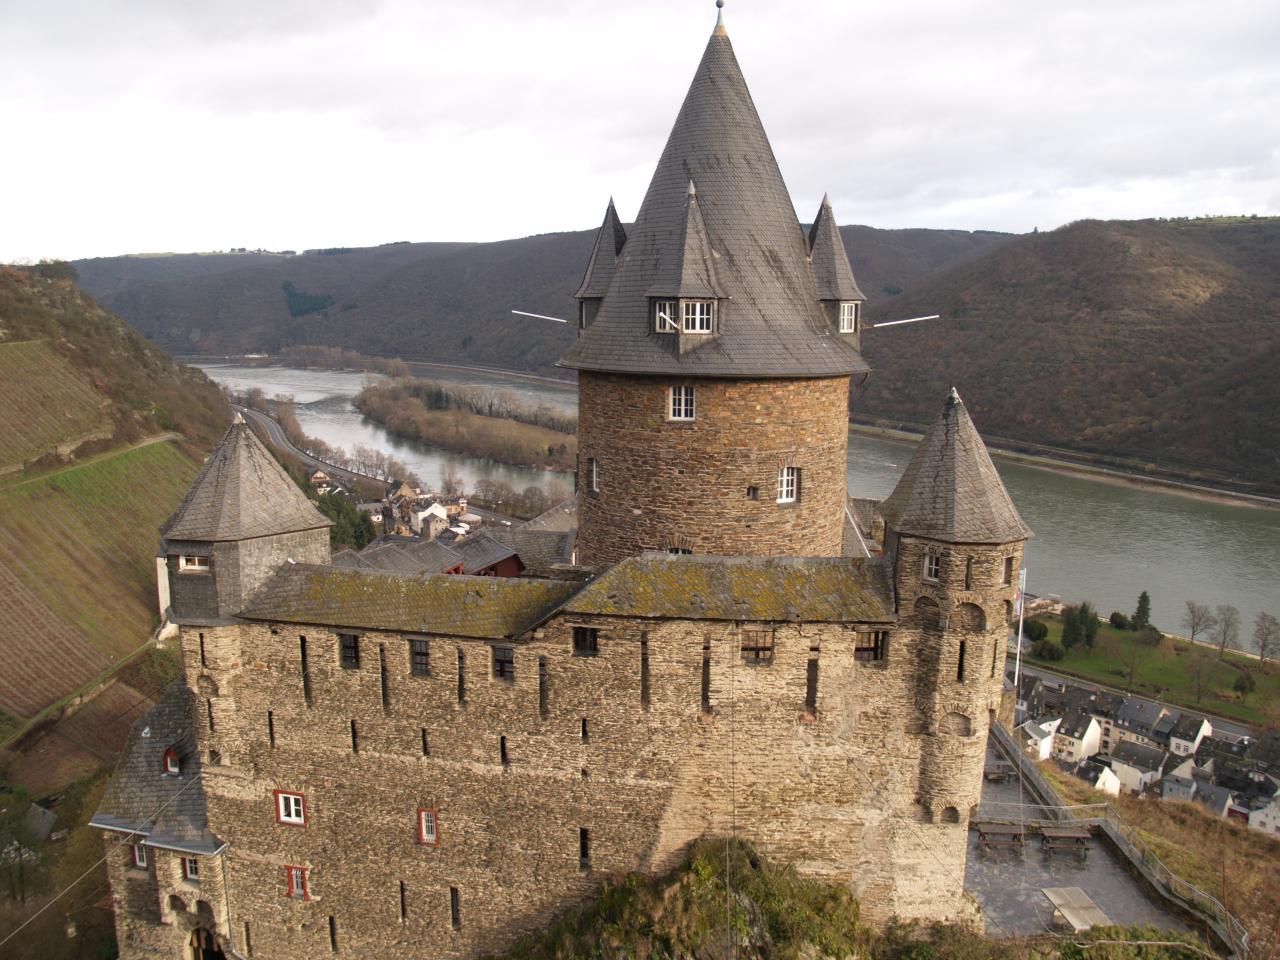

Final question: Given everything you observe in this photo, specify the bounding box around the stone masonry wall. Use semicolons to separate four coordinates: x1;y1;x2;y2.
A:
130;560;1020;960
576;373;850;566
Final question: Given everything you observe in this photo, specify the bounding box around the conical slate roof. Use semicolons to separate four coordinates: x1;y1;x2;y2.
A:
880;389;1032;544
559;18;867;378
645;182;724;299
574;198;628;299
808;194;865;302
162;417;331;542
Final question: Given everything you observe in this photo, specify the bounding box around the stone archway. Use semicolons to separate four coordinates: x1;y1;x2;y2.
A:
189;927;225;960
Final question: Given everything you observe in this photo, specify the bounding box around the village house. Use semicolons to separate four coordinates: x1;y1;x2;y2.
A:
1051;709;1101;765
1106;741;1166;795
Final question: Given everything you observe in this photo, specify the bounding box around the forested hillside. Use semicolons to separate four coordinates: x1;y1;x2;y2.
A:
73;226;1010;376
858;217;1280;492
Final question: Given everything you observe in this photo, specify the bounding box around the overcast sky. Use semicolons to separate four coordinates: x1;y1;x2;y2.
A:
2;0;1277;262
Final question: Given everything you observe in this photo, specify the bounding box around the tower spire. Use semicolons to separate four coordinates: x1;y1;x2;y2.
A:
714;0;726;36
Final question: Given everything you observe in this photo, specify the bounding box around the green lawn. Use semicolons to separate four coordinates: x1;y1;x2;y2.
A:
1025;613;1277;726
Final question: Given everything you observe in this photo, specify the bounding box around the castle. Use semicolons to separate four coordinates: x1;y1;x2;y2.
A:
94;7;1030;959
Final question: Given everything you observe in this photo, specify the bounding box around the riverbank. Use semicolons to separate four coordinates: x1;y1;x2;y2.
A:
850;422;1280;511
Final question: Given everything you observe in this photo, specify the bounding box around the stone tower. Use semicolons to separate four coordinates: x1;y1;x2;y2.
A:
880;388;1032;825
560;14;868;566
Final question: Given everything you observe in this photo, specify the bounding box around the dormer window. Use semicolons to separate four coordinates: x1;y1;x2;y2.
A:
682;300;714;333
178;554;210;573
162;748;181;777
654;300;677;332
839;301;862;333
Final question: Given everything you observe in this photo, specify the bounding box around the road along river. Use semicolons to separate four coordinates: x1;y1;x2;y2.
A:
196;362;1279;637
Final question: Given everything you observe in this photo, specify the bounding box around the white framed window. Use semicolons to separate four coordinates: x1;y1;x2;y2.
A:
182;857;200;882
162;748;180;776
654;300;678;332
275;791;306;826
418;808;439;846
178;555;210;572
924;550;941;582
681;300;714;332
588;457;600;494
668;385;696;421
130;844;148;869
776;466;800;503
839;301;861;333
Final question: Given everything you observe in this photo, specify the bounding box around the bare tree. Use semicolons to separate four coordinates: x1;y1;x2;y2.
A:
1121;632;1149;691
1213;605;1241;658
1181;601;1216;645
1255;612;1279;665
1188;648;1214;703
441;462;463;497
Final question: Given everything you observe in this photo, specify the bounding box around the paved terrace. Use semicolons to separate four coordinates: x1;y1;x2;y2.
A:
964;743;1194;939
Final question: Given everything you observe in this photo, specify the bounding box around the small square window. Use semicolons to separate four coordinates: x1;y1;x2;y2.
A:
130;844;148;869
681;300;714;332
286;865;309;900
654;300;678;333
741;630;775;665
572;627;599;657
183;857;200;883
276;791;306;826
777;466;800;503
339;633;360;670
178;554;210;573
839;301;861;333
409;638;430;677
668;385;696;421
418;808;439;846
854;630;888;663
492;645;515;683
924;551;941;582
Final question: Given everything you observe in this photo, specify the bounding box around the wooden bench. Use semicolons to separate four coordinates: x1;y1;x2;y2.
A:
1042;886;1111;931
983;763;1015;783
975;822;1025;851
1040;826;1091;858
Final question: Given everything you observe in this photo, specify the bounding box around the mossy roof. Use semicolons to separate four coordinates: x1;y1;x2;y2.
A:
240;564;576;638
560;554;895;623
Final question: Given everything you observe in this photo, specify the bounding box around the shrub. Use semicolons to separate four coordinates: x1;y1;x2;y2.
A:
1023;619;1049;643
1033;637;1065;661
1110;611;1131;630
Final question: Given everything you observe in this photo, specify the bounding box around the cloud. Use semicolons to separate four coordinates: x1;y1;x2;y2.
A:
1;0;1276;260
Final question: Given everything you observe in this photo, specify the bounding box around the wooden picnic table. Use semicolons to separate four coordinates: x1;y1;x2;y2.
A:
974;822;1025;850
1040;826;1091;857
983;763;1015;783
1042;886;1111;931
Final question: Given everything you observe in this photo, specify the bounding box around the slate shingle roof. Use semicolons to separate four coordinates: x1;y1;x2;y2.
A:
880;389;1031;544
240;565;575;639
162;418;330;542
808;194;865;302
489;527;575;577
91;682;223;855
575;199;628;299
1111;740;1166;774
561;553;894;623
521;497;578;533
559;26;867;378
454;534;522;576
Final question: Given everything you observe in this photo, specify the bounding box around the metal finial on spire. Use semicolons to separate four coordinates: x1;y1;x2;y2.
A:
687;179;697;198
948;385;961;404
714;0;726;35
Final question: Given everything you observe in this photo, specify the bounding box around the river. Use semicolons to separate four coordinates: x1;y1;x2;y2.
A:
196;362;1279;638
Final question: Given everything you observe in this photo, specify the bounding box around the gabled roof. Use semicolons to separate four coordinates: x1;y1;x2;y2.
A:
489;527;575;577
240;564;575;639
521;497;578;533
91;682;223;855
454;534;522;576
559;553;894;623
808;194;865;302
1111;740;1166;773
162;417;330;542
559;19;867;378
646;182;724;300
881;389;1032;544
575;198;628;299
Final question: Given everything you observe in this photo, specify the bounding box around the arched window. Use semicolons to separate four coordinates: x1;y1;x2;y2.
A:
942;806;960;824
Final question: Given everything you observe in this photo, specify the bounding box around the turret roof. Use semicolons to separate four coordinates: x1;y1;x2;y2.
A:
559;19;867;378
162;417;331;542
574;198;628;299
808;194;866;302
880;389;1032;544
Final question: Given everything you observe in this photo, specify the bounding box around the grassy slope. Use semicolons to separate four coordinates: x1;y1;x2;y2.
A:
1025;614;1278;725
487;838;1207;960
859;217;1280;490
0;441;200;719
0;340;108;469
